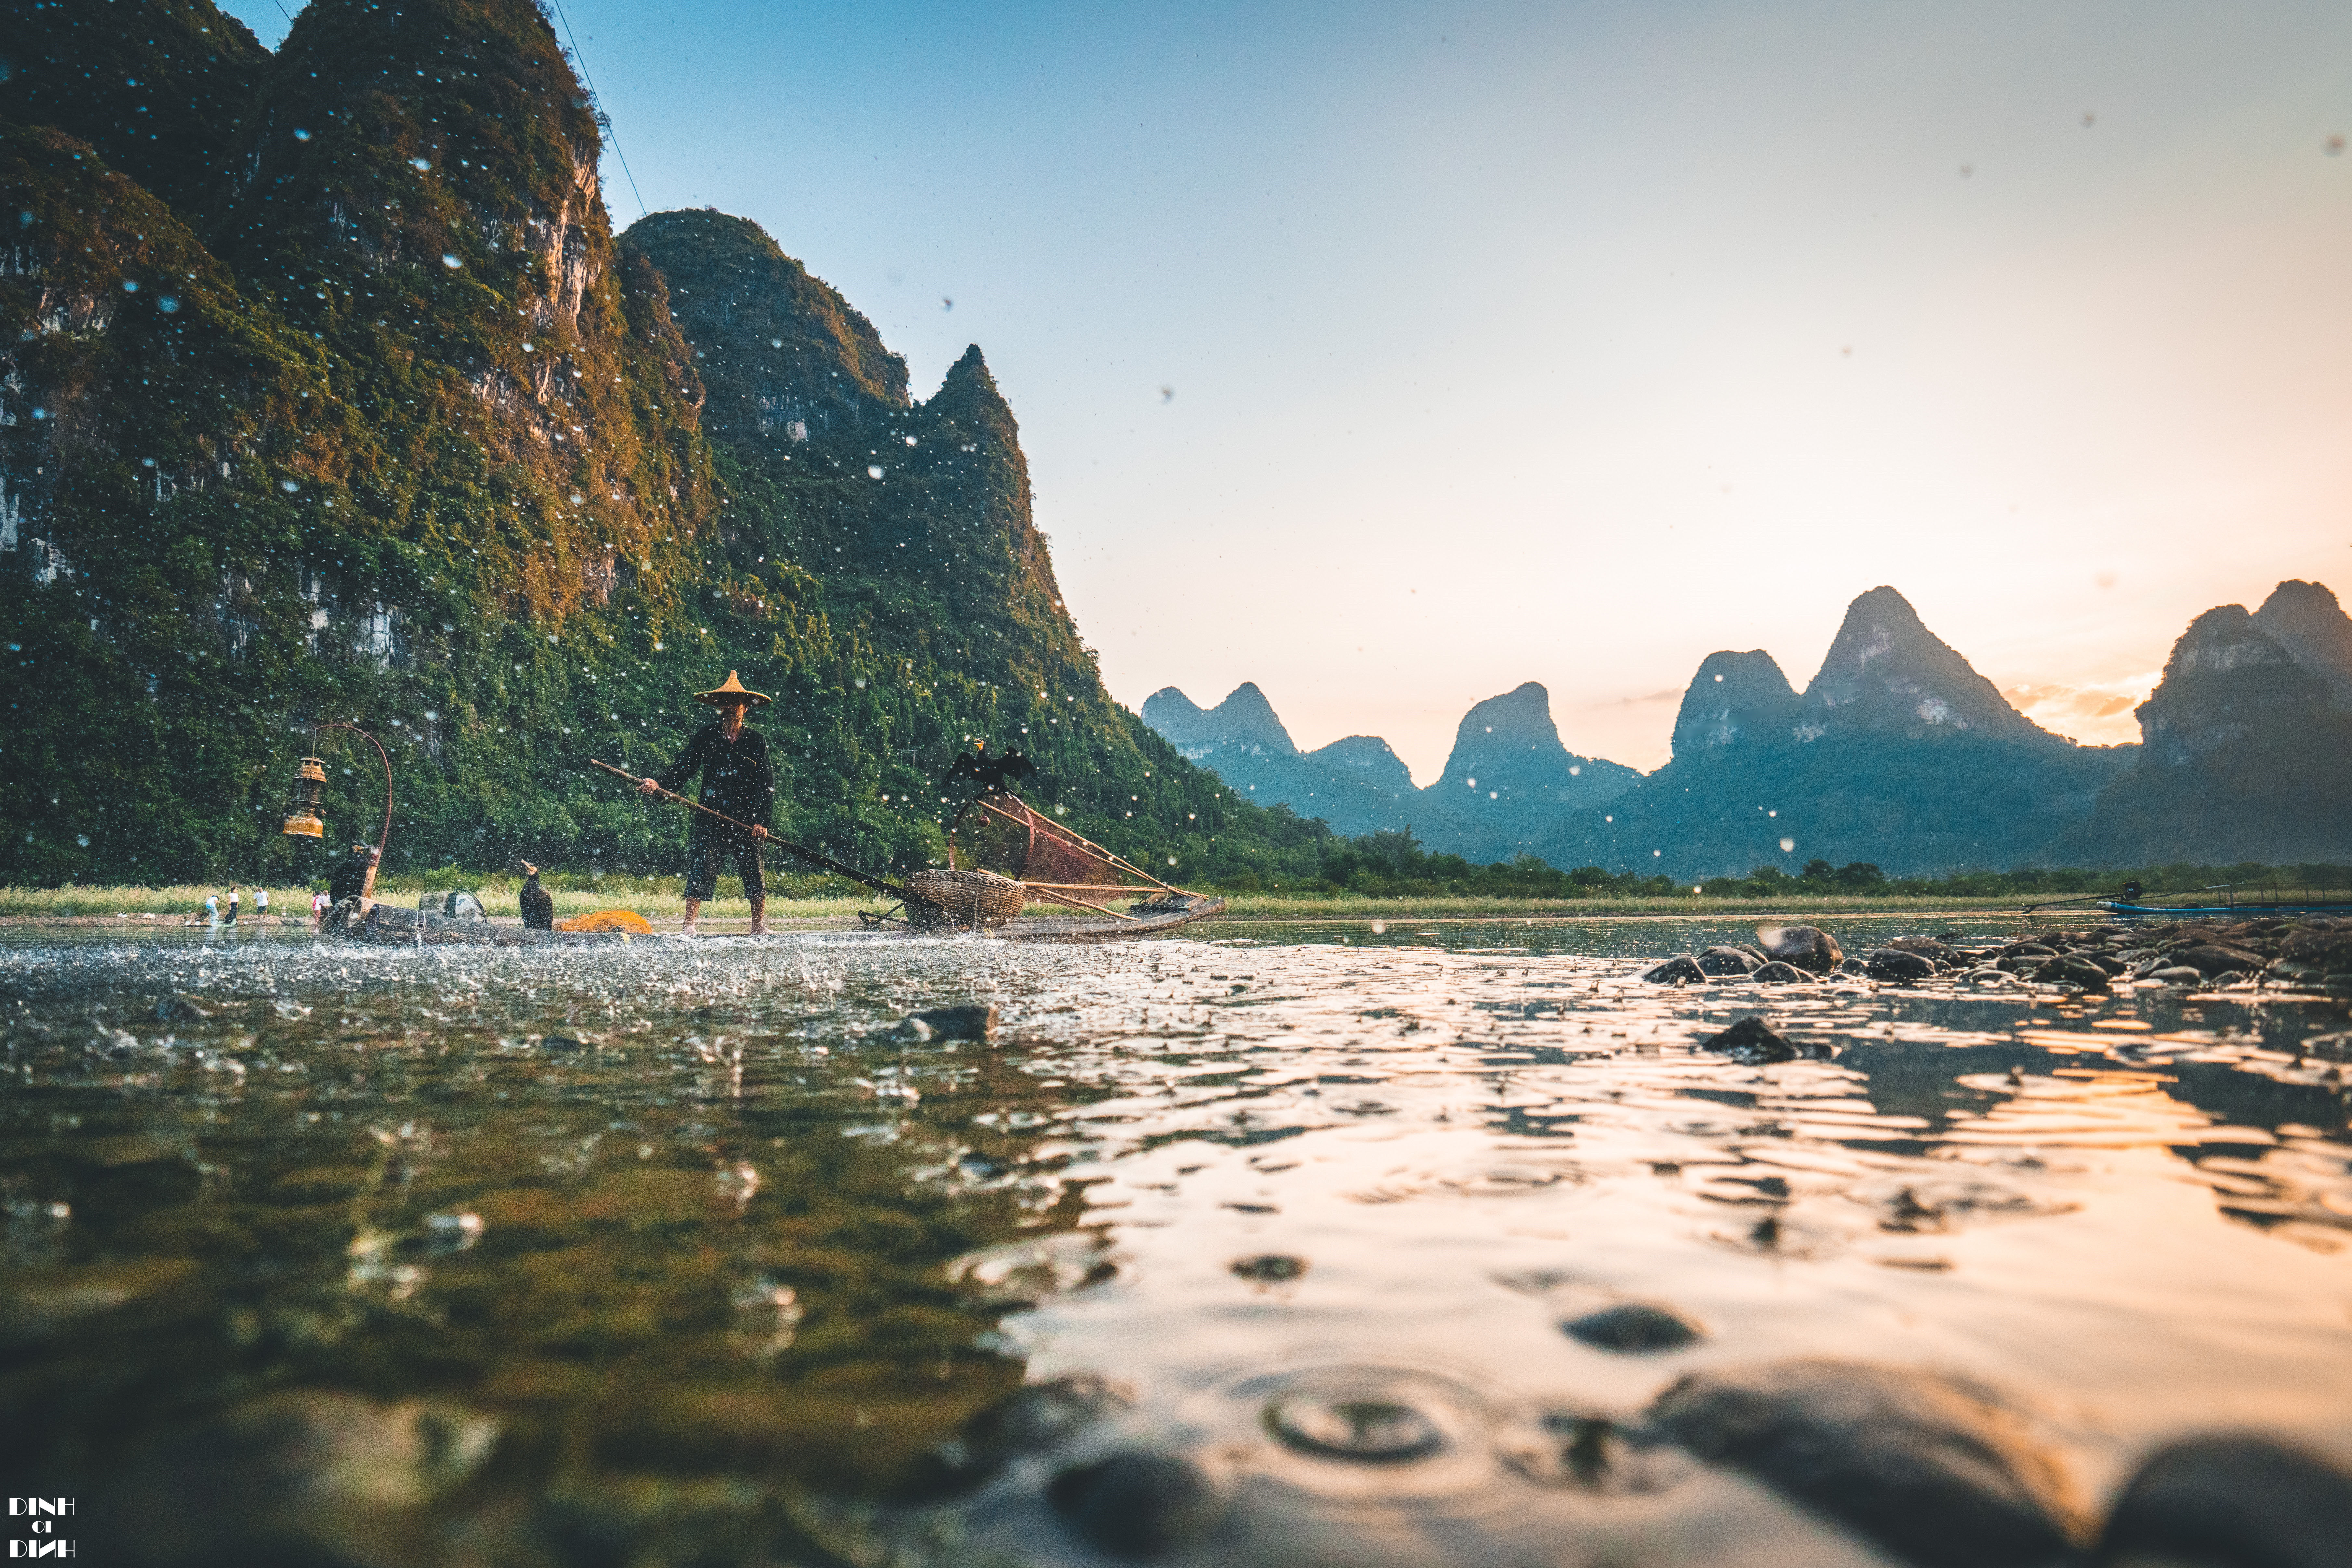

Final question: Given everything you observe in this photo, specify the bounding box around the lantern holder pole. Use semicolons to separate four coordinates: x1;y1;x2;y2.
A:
314;722;394;901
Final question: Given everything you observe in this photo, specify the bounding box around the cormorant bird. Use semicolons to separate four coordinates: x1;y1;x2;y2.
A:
945;744;1038;795
518;861;555;930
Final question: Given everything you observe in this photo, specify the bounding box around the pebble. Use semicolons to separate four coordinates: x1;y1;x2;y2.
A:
1641;955;1709;985
1562;1302;1704;1353
1231;1254;1307;1283
2094;1434;2352;1568
1641;1360;2081;1568
897;1003;998;1042
1864;948;1938;983
1700;1017;1813;1064
1759;924;1843;972
1047;1450;1222;1559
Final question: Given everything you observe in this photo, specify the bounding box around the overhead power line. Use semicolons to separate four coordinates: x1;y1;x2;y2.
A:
545;0;648;220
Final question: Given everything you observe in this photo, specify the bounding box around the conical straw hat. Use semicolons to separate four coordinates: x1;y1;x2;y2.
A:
693;670;772;707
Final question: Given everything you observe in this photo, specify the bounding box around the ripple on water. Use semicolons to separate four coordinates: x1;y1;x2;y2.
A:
3;917;2350;1566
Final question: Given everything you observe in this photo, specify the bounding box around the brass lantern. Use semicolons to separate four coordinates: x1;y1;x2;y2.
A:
282;756;329;838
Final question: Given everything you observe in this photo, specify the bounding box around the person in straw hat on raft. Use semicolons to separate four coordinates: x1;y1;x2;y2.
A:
640;671;776;936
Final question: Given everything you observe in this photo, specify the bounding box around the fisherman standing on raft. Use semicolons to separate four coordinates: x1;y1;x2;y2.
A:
640;671;775;936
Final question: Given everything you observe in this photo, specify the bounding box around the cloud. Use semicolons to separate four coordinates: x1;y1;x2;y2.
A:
2004;675;2161;746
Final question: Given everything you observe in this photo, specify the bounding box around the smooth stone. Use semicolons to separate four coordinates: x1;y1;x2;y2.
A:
1836;957;1873;976
1563;1302;1705;1353
153;994;209;1023
2094;1435;2352;1568
2037;956;2112;993
1231;1254;1307;1283
1048;1451;1221;1559
901;1003;998;1042
1697;946;1761;976
1641;955;1709;985
1701;1017;1805;1065
96;1392;498;1565
1864;948;1938;983
2171;944;2265;976
1750;961;1809;984
895;1376;1129;1502
1886;935;1961;963
1642;1360;2081;1568
2146;967;2208;986
1267;1395;1445;1462
1759;924;1843;973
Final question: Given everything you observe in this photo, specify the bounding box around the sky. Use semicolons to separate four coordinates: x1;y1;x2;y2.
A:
220;0;2352;778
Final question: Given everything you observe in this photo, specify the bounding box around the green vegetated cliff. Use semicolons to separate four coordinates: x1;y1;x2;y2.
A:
0;0;1297;890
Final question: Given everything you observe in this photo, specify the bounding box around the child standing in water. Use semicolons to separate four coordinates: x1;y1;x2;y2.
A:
224;888;239;925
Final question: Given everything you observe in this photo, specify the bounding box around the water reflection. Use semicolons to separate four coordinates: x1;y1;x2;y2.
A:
1;917;2347;1564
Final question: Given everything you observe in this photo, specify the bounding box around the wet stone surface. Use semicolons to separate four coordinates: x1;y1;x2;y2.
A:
3;913;2351;1566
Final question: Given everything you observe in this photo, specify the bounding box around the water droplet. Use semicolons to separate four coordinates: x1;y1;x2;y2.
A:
410;157;431;171
441;253;461;269
76;834;90;848
1780;837;1795;852
293;128;312;141
157;295;178;313
1714;673;1724;682
867;465;884;480
279;479;300;493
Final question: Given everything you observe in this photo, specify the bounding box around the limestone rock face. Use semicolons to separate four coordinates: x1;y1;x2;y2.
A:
1142;682;1299;758
1433;682;1637;813
623;209;907;448
2134;606;2329;767
2066;596;2352;864
2253;578;2352;710
1311;735;1417;798
1671;650;1802;757
1800;585;2048;742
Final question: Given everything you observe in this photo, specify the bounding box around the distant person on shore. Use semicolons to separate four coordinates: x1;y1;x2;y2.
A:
328;844;379;906
224;888;239;925
203;893;218;924
255;888;269;919
638;671;774;937
311;886;330;929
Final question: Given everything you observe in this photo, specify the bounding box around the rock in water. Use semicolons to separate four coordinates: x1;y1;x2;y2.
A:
1641;1360;2080;1568
1751;961;1810;984
1865;948;1938;983
2037;956;2112;993
1642;955;1709;985
1701;1017;1805;1064
1563;1303;1705;1352
96;1392;498;1565
894;1376;1129;1502
1048;1451;1222;1559
896;1004;998;1042
2093;1435;2352;1568
2170;944;2265;976
1759;925;1843;973
1697;946;1761;976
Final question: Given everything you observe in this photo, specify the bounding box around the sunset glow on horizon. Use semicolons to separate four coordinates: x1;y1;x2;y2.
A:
220;0;2352;778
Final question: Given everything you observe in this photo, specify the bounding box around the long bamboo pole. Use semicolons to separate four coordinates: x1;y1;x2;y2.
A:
591;760;926;906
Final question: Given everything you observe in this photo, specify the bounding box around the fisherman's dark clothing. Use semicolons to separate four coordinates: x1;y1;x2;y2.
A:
328;853;373;905
519;876;555;930
655;722;775;901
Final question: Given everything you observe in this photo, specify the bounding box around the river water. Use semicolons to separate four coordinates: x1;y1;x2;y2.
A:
3;915;2348;1565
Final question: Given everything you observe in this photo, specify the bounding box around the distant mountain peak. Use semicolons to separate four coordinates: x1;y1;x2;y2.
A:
2136;604;2330;765
1140;682;1298;757
2253;578;2352;709
1434;682;1638;818
1309;735;1416;798
1803;585;2046;742
1672;650;1800;757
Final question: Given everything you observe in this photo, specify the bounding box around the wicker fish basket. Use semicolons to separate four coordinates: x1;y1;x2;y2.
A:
905;868;1028;930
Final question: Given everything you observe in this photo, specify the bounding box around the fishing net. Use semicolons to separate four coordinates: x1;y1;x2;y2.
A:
947;792;1178;917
